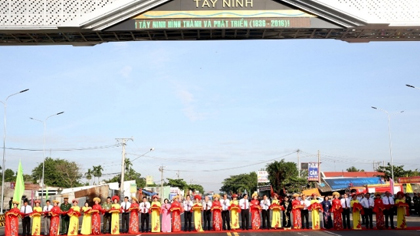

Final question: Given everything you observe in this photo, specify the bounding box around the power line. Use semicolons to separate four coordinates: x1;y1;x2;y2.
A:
165;151;297;173
0;144;119;152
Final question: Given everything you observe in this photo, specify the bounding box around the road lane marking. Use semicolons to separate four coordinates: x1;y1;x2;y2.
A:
324;231;342;236
227;232;232;236
233;232;239;236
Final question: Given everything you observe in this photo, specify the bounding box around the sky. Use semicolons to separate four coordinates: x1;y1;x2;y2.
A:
0;39;420;192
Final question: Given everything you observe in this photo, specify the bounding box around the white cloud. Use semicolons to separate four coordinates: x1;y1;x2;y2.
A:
120;65;132;78
175;86;208;121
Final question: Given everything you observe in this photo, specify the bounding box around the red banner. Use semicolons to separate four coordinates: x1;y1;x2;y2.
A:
398;176;420;184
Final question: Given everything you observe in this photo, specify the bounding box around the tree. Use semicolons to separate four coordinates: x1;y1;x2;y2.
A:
92;165;103;184
167;178;188;190
85;169;93;185
220;172;257;195
3;169;15;182
266;159;307;195
377;163;415;180
188;184;205;194
105;159;146;189
31;157;83;188
346;166;364;172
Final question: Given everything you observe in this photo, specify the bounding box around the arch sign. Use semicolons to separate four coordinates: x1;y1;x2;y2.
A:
107;0;341;31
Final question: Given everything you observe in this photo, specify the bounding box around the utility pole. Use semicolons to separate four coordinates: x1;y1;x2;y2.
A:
176;170;180;179
159;166;164;204
318;150;321;184
116;137;133;199
297;149;301;178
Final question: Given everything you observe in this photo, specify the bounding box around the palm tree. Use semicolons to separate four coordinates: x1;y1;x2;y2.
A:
93;165;104;185
85;168;93;185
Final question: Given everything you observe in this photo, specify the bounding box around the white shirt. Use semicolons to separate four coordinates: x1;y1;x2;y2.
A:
239;199;249;210
382;196;394;205
140;202;150;213
301;199;311;210
121;201;131;213
341;198;350;209
360;197;374;208
43;205;53;212
221;199;230;211
183;200;192;211
202;201;212;210
20;205;33;215
260;199;270;210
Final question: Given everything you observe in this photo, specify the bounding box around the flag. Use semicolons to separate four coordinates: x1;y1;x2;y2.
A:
45;186;49;200
389;178;395;195
406;183;413;193
13;160;25;208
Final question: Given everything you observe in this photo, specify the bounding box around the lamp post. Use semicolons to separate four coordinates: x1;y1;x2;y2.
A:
371;106;403;183
30;112;64;207
406;84;420;90
0;89;29;213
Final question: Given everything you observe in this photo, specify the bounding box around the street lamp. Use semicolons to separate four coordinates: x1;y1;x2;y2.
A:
371;106;404;186
0;89;29;213
30;111;64;207
406;84;420;90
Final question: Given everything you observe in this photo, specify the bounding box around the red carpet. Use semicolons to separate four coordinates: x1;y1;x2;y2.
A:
91;227;420;235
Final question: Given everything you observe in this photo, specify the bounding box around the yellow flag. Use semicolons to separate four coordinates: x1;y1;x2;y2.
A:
406;183;413;193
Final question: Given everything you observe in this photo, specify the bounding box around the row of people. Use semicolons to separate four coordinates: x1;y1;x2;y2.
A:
4;190;409;236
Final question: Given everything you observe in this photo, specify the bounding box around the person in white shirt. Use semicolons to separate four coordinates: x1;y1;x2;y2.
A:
120;196;131;233
140;197;151;232
360;193;374;229
20;199;33;236
239;194;249;230
221;194;231;230
300;194;311;229
183;195;193;231
260;195;270;229
43;200;53;235
202;196;212;231
340;193;351;229
382;191;395;229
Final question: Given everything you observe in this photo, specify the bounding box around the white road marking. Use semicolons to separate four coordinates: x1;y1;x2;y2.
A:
324;231;342;236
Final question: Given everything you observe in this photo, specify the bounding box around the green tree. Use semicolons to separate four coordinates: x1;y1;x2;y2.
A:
220;172;257;194
167;178;188;190
3;169;15;182
188;184;205;194
266;159;307;195
31;157;83;188
377;163;409;180
346;166;364;172
92;165;103;184
106;161;146;189
85;169;93;185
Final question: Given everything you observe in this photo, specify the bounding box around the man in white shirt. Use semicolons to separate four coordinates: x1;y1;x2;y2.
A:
300;194;311;229
20;199;33;236
140;197;151;232
120;196;131;233
43;200;53;235
341;193;351;229
183;195;193;231
239;194;249;230
360;193;374;229
221;194;231;230
260;195;270;229
382;191;395;229
357;193;366;225
202;196;212;231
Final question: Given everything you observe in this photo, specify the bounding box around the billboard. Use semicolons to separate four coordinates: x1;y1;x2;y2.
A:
257;171;269;183
308;162;319;182
398;176;420;184
106;0;341;31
